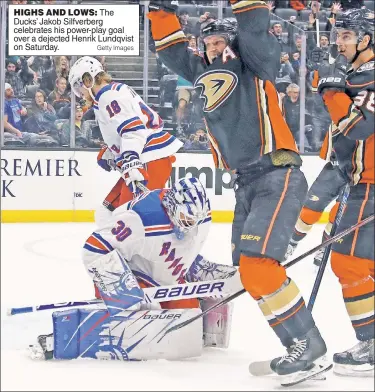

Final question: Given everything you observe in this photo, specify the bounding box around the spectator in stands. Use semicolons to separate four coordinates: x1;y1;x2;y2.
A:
290;51;301;75
18;56;38;88
194;11;217;37
59;103;90;147
48;76;71;112
23;89;59;143
28;56;52;86
270;22;290;53
40;55;70;95
5;59;25;97
178;10;194;35
276;52;296;89
283;83;302;141
3;83;27;138
183;128;210;151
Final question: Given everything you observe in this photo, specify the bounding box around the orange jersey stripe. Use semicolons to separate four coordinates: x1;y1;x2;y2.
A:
350;183;370;256
254;77;265;156
264;81;298;153
261;168;292;254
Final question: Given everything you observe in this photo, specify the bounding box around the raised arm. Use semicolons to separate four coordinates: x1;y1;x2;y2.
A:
229;0;281;81
147;3;204;84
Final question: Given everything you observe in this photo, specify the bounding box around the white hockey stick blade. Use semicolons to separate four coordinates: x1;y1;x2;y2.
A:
249;359;274;376
280;358;333;387
249;359;327;381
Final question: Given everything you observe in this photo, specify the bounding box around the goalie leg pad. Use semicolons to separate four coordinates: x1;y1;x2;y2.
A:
201;298;234;349
82;249;144;316
52;307;203;360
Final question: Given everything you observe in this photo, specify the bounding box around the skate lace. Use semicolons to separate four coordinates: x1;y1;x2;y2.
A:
278;340;307;364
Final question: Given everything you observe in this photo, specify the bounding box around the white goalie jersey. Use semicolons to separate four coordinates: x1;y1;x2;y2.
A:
93;82;183;163
83;189;212;287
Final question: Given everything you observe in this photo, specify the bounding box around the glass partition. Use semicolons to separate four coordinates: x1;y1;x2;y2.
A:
1;0;334;154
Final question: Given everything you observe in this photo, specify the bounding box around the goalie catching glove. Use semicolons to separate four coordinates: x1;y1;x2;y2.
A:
115;151;149;193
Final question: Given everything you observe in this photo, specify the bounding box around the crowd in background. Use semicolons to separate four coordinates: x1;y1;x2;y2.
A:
3;0;374;152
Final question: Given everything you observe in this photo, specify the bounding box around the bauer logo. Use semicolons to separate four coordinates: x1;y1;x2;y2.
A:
143;313;182;320
153;281;225;300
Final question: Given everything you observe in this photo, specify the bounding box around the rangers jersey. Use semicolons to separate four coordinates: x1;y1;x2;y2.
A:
93;82;183;163
148;0;298;170
320;57;374;185
83;190;211;286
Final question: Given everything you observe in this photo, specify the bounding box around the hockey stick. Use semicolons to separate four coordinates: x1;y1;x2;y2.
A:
307;183;350;311
7;275;242;316
163;212;375;335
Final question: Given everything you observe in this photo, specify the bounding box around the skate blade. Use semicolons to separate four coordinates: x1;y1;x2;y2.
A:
249;360;326;380
334;363;374;378
281;358;333;387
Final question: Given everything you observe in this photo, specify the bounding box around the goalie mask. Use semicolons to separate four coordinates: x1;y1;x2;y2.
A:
330;8;375;63
162;177;210;239
69;56;103;100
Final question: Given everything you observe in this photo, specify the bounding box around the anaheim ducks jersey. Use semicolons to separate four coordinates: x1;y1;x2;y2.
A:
320;56;374;185
93;82;183;163
148;0;298;171
83;190;211;286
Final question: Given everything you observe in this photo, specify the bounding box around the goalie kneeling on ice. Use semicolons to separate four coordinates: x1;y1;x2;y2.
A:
43;298;233;361
52;307;202;360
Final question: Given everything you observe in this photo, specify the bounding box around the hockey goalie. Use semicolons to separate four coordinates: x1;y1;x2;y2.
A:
29;177;242;361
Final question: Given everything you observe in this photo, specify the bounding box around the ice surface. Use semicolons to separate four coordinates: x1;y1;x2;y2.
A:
1;222;373;391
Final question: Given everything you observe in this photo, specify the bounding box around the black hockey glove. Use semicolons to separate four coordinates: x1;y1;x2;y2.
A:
317;54;348;96
148;0;178;14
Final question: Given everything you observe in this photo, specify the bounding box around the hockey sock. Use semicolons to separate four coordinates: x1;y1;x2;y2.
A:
263;278;316;339
257;298;294;348
332;252;375;341
291;207;324;245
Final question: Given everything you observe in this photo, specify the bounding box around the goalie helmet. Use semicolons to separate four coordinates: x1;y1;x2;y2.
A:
69;56;103;99
162;177;210;239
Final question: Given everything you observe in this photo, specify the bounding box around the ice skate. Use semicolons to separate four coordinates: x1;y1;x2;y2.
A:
249;342;327;381
273;327;332;386
333;339;374;377
29;333;54;360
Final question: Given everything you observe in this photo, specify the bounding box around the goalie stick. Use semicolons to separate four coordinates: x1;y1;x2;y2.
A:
7;274;241;316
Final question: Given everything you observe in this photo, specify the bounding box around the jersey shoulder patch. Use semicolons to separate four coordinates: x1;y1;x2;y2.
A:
129;190;174;237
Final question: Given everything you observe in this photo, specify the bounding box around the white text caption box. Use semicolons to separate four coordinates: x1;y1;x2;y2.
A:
8;4;140;56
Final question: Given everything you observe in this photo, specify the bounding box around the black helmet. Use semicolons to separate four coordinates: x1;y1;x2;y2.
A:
330;8;374;63
332;8;374;46
201;18;238;46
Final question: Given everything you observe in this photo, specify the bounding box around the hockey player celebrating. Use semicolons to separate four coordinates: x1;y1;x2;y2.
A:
316;8;374;376
68;56;183;227
69;57;183;299
29;177;240;362
147;0;330;383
